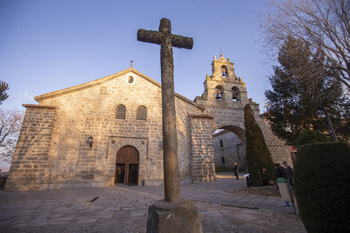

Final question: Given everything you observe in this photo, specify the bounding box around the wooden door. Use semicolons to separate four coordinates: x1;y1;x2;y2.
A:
115;146;139;185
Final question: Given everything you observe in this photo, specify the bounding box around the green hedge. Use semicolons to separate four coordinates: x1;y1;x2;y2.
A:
215;167;233;172
296;129;329;147
294;143;350;233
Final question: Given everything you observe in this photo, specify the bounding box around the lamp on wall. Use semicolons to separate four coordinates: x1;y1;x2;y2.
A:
88;136;94;148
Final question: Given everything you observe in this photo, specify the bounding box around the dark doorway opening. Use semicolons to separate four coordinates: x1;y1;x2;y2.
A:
115;146;139;185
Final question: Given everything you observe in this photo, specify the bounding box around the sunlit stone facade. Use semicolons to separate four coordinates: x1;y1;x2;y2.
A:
6;55;291;191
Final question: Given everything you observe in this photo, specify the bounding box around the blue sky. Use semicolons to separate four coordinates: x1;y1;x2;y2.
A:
1;0;276;113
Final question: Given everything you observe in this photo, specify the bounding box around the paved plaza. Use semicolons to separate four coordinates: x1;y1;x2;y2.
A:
0;173;306;233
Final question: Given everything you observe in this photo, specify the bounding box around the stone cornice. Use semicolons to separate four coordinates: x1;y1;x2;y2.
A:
22;104;58;109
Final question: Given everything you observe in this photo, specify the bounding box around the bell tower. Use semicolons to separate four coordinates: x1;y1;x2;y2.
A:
195;54;249;107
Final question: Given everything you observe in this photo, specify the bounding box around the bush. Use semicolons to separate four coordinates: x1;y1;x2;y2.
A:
294;143;350;233
296;129;329;147
244;104;275;186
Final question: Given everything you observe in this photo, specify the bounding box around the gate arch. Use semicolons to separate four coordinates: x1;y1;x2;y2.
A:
214;121;246;145
213;122;247;170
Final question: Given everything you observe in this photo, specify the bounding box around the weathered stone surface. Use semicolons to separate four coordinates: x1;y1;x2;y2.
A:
213;130;246;169
194;54;292;168
5;55;291;192
146;199;202;233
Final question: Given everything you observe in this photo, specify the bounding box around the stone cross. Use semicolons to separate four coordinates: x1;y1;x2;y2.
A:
137;18;193;202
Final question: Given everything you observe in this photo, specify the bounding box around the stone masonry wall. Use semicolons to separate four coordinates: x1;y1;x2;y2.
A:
5;105;57;191
38;70;166;187
189;114;216;182
212;130;246;170
7;69;205;189
194;53;291;168
260;119;293;167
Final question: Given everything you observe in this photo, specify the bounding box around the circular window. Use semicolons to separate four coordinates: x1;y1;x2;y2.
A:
128;76;134;84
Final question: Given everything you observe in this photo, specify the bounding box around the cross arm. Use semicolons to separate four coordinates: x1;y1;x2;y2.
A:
170;34;193;50
137;29;193;50
137;29;163;45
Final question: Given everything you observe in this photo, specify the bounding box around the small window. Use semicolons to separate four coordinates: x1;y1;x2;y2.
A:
116;105;126;119
221;157;225;164
136;105;147;120
220;140;223;147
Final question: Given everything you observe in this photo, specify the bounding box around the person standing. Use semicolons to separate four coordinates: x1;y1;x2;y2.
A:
275;163;291;207
233;162;239;180
282;161;293;188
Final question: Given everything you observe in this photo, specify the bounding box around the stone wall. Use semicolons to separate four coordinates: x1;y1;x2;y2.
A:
189;114;216;182
260;120;293;167
37;70;167;187
6;68;205;190
194;54;291;168
6;56;293;191
212;130;245;170
5;105;57;191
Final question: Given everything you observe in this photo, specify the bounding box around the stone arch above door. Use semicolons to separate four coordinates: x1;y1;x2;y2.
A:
105;136;148;186
214;121;246;144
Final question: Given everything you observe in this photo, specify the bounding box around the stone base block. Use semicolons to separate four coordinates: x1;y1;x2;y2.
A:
146;199;203;233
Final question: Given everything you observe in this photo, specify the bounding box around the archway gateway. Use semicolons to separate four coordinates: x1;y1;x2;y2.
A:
115;146;139;185
212;126;246;171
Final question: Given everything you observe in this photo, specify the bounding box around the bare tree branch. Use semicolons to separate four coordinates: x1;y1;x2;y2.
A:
0;109;24;159
261;0;350;89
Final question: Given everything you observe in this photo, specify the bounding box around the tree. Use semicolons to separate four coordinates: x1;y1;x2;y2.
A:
263;37;349;144
0;81;9;104
244;104;275;186
0;109;24;162
260;0;350;90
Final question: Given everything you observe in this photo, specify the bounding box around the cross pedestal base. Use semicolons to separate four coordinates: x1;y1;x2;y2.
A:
146;199;203;233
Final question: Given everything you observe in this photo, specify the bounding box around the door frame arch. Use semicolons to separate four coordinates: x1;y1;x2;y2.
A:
115;145;139;185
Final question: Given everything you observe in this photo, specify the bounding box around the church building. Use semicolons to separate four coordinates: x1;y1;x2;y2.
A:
5;54;291;191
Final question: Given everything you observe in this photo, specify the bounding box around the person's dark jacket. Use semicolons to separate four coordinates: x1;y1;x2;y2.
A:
277;167;288;179
284;166;293;180
233;165;238;173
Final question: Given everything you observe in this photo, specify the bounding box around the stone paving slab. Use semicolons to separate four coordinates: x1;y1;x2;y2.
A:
0;173;306;233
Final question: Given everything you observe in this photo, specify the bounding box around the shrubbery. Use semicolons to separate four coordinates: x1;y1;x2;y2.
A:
294;142;350;233
296;129;329;147
244;104;275;186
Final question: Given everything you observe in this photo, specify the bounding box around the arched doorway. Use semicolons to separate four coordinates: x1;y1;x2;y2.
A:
115;146;139;185
212;126;246;171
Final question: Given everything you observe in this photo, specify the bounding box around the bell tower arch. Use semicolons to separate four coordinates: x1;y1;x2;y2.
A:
195;54;249;107
193;54;291;172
